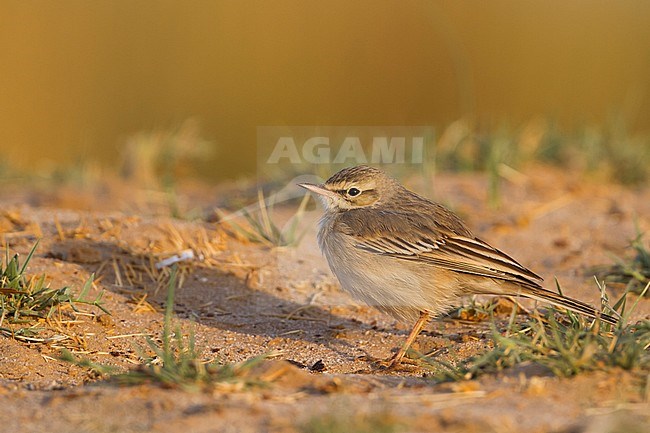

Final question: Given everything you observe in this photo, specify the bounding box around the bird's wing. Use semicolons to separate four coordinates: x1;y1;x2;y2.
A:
339;209;543;287
358;234;542;285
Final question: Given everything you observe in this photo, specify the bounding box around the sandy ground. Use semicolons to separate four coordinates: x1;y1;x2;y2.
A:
0;165;649;433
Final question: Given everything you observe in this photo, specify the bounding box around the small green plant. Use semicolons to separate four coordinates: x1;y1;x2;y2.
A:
121;267;267;389
63;266;269;390
593;229;650;296
425;282;649;380
0;241;107;341
220;190;310;247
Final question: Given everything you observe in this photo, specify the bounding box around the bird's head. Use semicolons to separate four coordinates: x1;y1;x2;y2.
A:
298;165;399;211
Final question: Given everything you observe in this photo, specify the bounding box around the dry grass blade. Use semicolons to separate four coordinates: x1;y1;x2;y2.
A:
219;190;310;247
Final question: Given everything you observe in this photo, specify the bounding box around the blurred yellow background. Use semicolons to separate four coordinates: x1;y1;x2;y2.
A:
1;1;649;179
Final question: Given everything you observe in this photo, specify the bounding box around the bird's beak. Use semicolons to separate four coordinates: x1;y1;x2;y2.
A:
298;183;339;200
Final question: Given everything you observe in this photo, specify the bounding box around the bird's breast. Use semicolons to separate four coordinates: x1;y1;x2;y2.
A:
316;213;446;322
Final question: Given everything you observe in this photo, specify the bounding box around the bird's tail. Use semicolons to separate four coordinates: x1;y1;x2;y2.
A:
514;286;620;326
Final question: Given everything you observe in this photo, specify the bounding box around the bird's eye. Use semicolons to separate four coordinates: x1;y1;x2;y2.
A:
347;187;361;197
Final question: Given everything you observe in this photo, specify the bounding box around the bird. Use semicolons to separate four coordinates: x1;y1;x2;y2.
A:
298;165;618;367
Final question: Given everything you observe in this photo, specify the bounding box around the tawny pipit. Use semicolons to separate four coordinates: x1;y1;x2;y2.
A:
299;165;618;367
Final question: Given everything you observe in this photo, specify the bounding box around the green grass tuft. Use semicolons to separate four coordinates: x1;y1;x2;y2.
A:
425;282;649;380
62;265;270;390
0;241;107;341
119;266;267;389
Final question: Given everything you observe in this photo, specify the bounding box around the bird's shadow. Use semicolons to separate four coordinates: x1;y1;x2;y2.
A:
46;237;407;365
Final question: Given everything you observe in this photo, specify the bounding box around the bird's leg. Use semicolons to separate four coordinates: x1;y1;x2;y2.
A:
387;310;431;368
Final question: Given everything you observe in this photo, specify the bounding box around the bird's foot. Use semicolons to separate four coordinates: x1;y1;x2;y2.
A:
377;351;421;370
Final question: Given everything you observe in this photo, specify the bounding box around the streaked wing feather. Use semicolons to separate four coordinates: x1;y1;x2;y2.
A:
442;237;542;281
337;205;542;287
354;234;543;287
